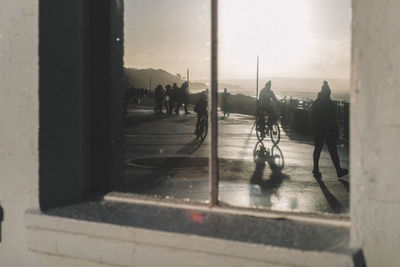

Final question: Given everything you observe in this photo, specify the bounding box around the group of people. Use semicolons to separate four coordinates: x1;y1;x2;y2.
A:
123;87;150;117
154;82;190;115
257;80;348;179
132;78;348;179
153;82;209;139
124;87;149;105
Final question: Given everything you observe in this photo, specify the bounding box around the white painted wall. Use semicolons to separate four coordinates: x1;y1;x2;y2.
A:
1;0;400;266
351;0;400;265
0;0;39;266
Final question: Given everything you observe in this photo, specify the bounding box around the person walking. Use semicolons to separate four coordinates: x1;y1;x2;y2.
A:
311;81;348;178
222;88;231;117
172;83;180;114
164;84;173;114
154;84;164;114
181;82;190;114
175;82;190;114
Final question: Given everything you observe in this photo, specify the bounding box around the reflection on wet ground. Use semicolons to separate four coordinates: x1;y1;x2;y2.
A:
124;107;349;215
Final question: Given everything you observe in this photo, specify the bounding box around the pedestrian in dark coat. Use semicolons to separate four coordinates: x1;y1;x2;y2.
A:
172;83;179;114
175;82;190;115
311;81;348;178
164;84;173;114
181;82;190;114
154;84;164;114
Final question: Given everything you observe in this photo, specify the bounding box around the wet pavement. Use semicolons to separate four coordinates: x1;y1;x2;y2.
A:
124;106;349;215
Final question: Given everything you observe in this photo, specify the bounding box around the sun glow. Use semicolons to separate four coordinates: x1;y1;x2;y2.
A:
124;0;351;80
220;0;315;78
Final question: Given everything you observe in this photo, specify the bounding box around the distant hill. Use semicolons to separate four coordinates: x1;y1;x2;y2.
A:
124;68;208;92
123;68;349;100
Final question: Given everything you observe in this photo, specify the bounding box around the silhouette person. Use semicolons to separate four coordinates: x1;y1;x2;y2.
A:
175;82;190;114
311;81;348;178
194;92;208;139
154;84;164;114
222;88;231;117
181;82;190;114
257;80;279;133
171;83;179;114
164;84;173;114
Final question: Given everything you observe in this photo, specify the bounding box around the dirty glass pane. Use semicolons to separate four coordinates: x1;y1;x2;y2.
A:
123;0;211;203
218;0;351;215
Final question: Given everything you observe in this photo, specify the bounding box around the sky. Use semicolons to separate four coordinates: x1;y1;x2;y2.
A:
124;0;351;81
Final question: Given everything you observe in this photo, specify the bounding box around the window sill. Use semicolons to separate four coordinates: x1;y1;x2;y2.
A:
25;198;363;266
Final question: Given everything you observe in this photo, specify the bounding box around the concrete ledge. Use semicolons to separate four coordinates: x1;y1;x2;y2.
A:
25;201;362;266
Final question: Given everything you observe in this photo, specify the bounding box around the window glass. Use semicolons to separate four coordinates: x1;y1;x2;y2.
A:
218;0;351;215
123;0;211;203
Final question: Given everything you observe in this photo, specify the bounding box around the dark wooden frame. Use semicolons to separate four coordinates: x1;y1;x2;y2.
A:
39;0;124;209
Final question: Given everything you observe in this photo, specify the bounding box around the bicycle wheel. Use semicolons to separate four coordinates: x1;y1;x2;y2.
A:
271;144;284;170
255;117;266;141
269;122;280;144
200;116;208;141
253;141;268;163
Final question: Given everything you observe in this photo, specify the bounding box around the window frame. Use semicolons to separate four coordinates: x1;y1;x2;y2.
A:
38;0;350;222
30;1;373;265
209;0;219;205
39;0;124;210
120;0;350;220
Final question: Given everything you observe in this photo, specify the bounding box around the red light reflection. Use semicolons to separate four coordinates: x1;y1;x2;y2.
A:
189;212;204;223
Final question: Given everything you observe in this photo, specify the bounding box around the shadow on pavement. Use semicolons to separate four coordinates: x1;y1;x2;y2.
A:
174;116;194;124
250;142;290;208
124;112;170;128
315;176;344;213
338;179;349;193
124;139;204;192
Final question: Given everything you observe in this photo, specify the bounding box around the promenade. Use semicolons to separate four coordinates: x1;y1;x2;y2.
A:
123;106;349;215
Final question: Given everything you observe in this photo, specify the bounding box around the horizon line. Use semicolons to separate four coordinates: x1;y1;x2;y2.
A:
124;66;350;81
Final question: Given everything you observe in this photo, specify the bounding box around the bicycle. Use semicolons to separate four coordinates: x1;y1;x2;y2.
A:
195;113;208;142
253;141;284;170
255;112;280;144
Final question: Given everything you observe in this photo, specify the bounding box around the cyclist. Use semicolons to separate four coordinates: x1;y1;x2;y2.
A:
194;92;208;139
257;80;279;135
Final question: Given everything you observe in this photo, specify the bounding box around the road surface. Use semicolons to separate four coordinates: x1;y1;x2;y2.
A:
123;106;349;215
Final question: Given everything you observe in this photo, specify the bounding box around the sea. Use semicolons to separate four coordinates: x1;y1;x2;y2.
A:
228;88;350;102
201;77;350;101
